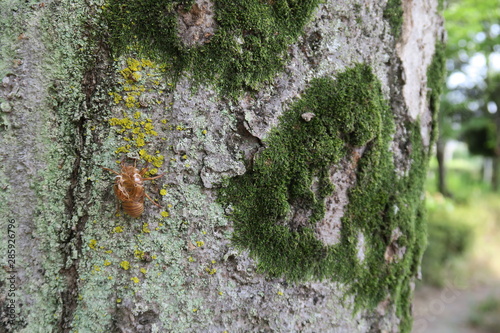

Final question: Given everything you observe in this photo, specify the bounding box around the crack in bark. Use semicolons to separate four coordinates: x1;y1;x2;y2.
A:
234;111;264;168
56;117;88;333
56;36;110;332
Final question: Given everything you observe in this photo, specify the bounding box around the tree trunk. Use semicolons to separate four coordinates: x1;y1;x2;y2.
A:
436;138;451;197
493;157;499;191
1;0;444;332
493;95;500;192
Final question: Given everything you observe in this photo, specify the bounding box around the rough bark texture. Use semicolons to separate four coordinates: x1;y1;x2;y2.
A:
0;0;444;332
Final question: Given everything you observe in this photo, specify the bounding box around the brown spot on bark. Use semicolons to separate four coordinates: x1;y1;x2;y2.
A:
177;1;217;47
384;227;406;263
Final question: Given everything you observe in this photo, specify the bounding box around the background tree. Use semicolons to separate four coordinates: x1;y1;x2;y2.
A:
0;0;444;332
438;0;500;195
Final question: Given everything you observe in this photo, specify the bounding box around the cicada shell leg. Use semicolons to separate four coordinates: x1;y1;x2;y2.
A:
144;192;162;208
142;173;165;181
100;166;120;175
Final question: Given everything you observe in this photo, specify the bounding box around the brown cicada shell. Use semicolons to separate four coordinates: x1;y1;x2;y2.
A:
101;161;164;218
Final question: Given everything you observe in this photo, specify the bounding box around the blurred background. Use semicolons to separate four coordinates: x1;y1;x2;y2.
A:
412;0;500;332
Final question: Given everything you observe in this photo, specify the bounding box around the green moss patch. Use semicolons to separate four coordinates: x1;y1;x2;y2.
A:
427;41;447;145
219;64;428;329
383;0;403;39
104;0;321;95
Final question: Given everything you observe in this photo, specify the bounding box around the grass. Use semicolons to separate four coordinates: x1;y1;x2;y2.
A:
426;155;491;203
421;154;500;287
469;296;500;332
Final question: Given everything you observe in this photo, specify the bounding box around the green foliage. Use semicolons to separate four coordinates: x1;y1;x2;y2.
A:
469;296;500;332
441;0;500;143
445;0;500;56
422;156;500;287
219;64;429;329
462;117;496;157
427;153;492;202
104;0;321;95
421;198;473;286
383;0;403;39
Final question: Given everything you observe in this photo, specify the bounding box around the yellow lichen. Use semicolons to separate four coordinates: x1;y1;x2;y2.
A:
205;267;217;275
127;57;142;71
107;57;170;186
88;239;97;250
131;72;142;81
120;261;131;270
113;226;124;233
134;250;144;259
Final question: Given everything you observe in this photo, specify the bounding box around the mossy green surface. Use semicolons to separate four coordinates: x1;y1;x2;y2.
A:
104;0;321;95
383;0;403;39
427;41;447;145
219;64;428;330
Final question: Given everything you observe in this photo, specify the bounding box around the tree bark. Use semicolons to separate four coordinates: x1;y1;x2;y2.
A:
493;92;500;192
1;0;444;332
436;138;451;197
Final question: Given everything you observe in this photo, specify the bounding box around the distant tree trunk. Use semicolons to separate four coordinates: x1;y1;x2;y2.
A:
1;0;444;332
493;93;500;192
436;138;452;197
493;157;499;191
487;74;500;192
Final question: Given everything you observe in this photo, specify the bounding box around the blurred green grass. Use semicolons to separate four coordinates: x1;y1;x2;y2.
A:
421;155;500;287
469;296;500;333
